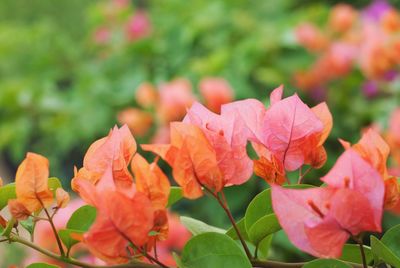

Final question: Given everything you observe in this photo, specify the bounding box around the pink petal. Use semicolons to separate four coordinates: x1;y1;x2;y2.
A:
270;85;284;105
321;149;384;230
262;94;323;170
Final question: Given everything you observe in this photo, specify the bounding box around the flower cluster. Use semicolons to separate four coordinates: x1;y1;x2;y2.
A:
0;85;398;268
294;0;400;98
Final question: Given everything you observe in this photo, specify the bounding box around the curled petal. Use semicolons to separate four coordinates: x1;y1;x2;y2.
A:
56;188;70;209
16;153;53;212
8;200;31;220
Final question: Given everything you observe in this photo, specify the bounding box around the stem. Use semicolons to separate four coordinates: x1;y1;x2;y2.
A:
208;188;253;260
357;238;368;268
298;166;312;184
8;234;160;268
251;260;304;267
43;206;66;256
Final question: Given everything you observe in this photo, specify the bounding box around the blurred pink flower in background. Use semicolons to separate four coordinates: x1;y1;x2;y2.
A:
157;78;195;123
295;23;328;52
93;27;111;44
199;77;234;113
117;108;153;137
126;11;152;41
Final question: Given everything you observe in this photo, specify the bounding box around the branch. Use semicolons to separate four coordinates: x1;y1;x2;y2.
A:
8;234;160;268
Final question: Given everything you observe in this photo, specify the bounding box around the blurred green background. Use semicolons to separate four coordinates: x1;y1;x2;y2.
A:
0;0;400;265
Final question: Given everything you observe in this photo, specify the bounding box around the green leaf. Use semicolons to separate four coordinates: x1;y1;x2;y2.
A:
226;217;250;241
66;205;97;231
303;259;352;268
371;225;400;267
167;186;183;207
59;229;84;250
248;214;280;245
48;177;62;194
26;263;59;268
381;224;400;258
340;244;373;264
257;235;273;260
1;218;15;237
244;188;273;234
0;183;16;210
180;216;225;236
20;217;35;235
180;232;252;268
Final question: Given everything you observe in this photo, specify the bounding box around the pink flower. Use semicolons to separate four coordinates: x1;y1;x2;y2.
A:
183;102;253;186
125;11;151;41
93;26;110;44
223;86;332;184
157;78;195;123
199;77;234;113
272;149;384;258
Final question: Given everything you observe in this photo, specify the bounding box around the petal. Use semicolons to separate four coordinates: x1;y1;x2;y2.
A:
311;102;333;145
131;154;170;210
321;149;384;230
271;186;336;257
262;94;324;171
304;216;349;258
270;85;284;105
16;153;53;212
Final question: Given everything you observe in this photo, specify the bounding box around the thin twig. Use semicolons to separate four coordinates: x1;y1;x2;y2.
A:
9;234;160;268
298;166;312;184
206;187;253;260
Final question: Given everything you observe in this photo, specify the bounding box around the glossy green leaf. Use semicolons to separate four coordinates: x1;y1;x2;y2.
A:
340;244;373;264
1;218;15;237
0;183;16;210
26;263;59;268
66;205;97;231
180;232;252;268
248;214;280;245
180;216;225;236
257;235;273;260
167;186;183;207
59;229;85;250
244;188;273;234
48;177;62;194
371;225;400;267
303;259;352;268
226;217;250;241
20;217;35;235
381;224;400;258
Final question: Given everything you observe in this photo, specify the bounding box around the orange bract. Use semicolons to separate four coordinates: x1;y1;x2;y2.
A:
8;199;31;220
56;188;70;209
71;125;136;192
15;152;53;212
143;122;223;199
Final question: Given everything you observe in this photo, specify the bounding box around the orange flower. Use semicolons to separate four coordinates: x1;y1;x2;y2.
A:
71;125;136;192
55;188;70;209
76;179;154;264
157;78;195;123
143;122;223;199
329;4;357;33
131;154;170;242
295;23;328;52
135;82;158;108
199;77;234;113
340;129;398;209
117;108;153;137
12;153;53;213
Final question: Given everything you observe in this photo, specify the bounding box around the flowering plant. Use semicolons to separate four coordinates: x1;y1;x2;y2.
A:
0;86;399;268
